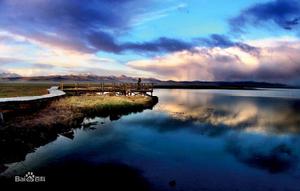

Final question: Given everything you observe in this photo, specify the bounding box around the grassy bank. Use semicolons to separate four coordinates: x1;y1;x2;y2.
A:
0;95;158;164
5;95;158;128
0;83;51;98
56;95;156;113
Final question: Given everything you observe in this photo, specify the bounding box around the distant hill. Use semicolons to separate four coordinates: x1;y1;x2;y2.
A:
0;74;161;83
0;72;21;78
0;74;293;89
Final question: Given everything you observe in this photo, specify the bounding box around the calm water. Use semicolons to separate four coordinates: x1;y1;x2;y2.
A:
2;89;300;190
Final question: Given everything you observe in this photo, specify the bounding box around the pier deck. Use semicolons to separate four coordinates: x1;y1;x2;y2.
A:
61;83;154;96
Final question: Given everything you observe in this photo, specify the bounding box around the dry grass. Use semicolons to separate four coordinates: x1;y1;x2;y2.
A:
0;83;51;98
8;95;157;128
54;95;153;111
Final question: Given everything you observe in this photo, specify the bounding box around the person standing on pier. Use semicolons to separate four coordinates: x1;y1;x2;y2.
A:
137;78;142;90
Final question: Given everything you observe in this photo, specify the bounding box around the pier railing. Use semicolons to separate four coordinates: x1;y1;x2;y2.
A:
60;82;154;96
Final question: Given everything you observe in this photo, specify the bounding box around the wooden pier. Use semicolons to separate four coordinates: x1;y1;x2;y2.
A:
60;83;154;96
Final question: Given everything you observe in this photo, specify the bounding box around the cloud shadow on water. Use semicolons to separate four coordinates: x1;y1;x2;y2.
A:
226;139;299;173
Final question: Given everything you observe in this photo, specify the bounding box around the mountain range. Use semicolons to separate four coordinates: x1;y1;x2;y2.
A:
0;74;160;83
0;73;292;89
0;72;22;78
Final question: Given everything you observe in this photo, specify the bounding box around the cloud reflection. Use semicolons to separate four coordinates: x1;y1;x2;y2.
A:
156;90;300;135
226;137;300;173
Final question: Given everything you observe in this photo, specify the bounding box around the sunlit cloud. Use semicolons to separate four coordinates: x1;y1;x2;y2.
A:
0;0;299;84
128;37;300;84
0;31;148;77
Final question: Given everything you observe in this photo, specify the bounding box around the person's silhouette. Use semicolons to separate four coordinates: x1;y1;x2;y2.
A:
137;78;141;90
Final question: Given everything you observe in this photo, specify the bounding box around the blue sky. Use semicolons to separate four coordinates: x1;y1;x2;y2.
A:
0;0;300;84
128;0;255;39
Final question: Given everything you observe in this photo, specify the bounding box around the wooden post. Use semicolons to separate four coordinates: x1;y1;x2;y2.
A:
0;112;4;124
60;82;64;90
113;83;115;94
75;83;78;95
151;83;154;96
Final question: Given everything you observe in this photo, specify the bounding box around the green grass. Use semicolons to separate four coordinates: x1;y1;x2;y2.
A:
0;83;52;98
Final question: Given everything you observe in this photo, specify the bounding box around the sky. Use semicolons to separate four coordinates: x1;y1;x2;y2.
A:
0;0;300;84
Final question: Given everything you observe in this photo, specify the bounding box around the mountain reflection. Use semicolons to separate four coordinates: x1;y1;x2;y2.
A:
156;89;300;135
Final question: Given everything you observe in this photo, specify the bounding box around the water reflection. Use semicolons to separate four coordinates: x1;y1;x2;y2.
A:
226;138;299;173
152;89;300;176
0;102;157;173
1;89;300;190
156;89;300;135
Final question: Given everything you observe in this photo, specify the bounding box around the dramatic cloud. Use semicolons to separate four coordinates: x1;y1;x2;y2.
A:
122;37;194;54
0;0;299;83
128;37;300;84
0;31;147;76
87;33;195;54
197;34;259;55
0;0;192;54
230;0;300;33
0;0;149;53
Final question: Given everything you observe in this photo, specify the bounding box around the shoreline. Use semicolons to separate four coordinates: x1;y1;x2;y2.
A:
3;95;158;128
0;95;158;167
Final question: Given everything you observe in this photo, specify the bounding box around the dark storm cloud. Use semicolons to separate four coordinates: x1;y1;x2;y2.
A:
0;0;153;53
198;34;236;48
197;34;259;55
122;37;194;53
87;31;122;53
87;33;195;54
0;0;267;55
230;0;300;33
0;0;195;54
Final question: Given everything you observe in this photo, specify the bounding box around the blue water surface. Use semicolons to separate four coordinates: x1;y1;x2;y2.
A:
2;89;300;190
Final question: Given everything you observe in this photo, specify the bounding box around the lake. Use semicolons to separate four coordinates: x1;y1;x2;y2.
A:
1;89;300;190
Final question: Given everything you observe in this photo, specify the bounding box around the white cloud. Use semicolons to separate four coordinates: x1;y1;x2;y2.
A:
128;37;300;84
0;31;148;77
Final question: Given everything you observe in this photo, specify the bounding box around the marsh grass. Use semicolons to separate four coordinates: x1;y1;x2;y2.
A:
5;95;157;128
0;92;158;165
56;95;154;112
0;83;51;98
